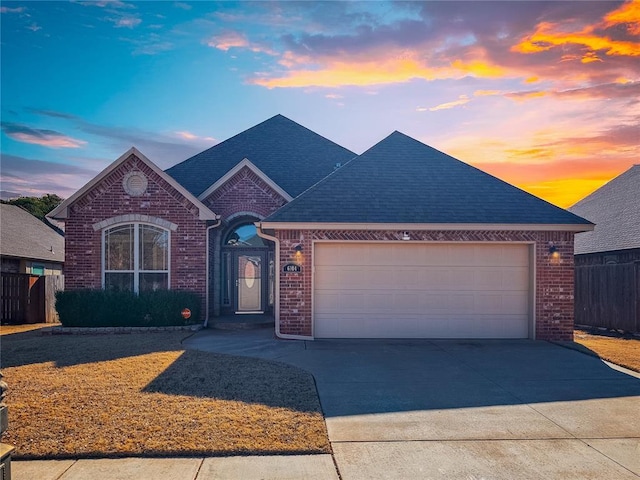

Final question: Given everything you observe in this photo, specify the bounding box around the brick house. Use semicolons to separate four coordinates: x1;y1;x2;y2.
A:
49;115;593;340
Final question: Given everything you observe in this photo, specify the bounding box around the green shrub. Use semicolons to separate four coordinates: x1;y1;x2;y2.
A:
55;290;202;327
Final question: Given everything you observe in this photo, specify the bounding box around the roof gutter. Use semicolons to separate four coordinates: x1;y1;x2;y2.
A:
256;223;313;341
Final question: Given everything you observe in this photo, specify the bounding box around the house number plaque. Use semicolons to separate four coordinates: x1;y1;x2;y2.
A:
282;263;302;273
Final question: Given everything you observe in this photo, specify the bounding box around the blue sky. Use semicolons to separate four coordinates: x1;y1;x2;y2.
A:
1;0;638;207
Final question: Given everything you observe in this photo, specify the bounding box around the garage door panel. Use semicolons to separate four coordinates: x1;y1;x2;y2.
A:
421;292;451;310
317;289;529;317
501;268;530;289
473;293;506;313
449;293;475;313
369;293;395;310
420;245;451;265
477;269;503;289
338;292;366;311
392;292;423;312
315;245;363;265
501;293;529;313
314;292;340;313
314;268;339;287
500;245;530;266
369;270;395;286
419;268;452;288
314;313;530;338
313;243;531;339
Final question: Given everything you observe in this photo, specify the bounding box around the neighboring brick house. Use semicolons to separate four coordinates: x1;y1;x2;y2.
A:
50;115;593;340
569;165;640;333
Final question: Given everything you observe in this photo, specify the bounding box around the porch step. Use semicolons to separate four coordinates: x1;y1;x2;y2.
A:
209;315;275;331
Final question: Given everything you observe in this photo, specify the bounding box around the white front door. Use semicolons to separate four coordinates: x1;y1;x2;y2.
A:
237;254;263;313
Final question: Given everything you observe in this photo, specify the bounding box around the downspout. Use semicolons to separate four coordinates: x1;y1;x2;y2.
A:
256;223;313;341
204;217;222;327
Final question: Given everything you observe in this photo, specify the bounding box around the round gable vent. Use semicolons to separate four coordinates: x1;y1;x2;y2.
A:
123;171;148;196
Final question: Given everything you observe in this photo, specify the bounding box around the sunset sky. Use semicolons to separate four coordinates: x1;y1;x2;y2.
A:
1;0;638;208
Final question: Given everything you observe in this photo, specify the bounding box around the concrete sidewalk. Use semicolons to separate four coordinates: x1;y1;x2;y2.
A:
13;454;339;480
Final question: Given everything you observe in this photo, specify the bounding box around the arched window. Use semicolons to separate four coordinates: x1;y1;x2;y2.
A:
103;223;169;292
224;223;266;247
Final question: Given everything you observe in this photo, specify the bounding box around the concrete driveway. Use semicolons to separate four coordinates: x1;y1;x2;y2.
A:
184;329;640;479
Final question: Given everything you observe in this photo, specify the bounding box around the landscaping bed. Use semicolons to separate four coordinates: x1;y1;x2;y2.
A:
573;328;640;372
0;328;329;458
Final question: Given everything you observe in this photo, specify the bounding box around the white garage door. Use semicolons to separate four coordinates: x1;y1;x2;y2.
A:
313;243;531;339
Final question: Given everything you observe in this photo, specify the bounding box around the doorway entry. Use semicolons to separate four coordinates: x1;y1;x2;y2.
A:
221;222;274;315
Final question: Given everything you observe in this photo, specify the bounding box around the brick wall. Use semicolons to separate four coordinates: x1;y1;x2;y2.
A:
274;229;575;341
202;166;288;221
64;154;209;317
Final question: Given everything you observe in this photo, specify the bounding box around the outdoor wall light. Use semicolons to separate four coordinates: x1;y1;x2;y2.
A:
402;231;411;241
293;244;304;265
548;242;560;258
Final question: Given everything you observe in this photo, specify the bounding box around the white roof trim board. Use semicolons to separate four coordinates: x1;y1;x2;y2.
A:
197;158;294;202
259;222;595;232
48;147;219;221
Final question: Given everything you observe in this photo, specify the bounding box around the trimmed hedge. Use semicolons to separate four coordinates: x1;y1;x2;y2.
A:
55;290;202;327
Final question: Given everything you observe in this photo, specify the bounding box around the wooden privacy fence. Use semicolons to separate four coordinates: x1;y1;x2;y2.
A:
575;262;640;333
1;273;64;324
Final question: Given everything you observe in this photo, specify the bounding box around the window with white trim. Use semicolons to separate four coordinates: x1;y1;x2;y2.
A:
103;223;169;292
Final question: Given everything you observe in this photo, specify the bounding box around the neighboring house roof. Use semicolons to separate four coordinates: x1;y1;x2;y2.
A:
165;114;357;198
569;165;640;255
48;147;218;221
0;204;65;263
263;131;593;229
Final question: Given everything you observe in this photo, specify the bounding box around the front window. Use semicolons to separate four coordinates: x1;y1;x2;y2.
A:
104;223;169;292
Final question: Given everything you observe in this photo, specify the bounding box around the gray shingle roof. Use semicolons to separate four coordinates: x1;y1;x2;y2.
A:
165;114;356;198
265;131;592;226
0;204;65;263
569;165;640;254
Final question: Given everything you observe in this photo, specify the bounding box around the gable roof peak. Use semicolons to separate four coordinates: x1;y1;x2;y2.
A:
198;157;293;202
48;147;218;221
165;115;356;198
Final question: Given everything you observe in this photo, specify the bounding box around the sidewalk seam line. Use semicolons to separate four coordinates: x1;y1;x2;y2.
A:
56;459;77;480
192;457;205;480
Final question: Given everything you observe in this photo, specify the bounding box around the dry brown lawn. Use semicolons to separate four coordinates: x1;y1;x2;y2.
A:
574;328;640;372
0;323;57;335
0;329;329;459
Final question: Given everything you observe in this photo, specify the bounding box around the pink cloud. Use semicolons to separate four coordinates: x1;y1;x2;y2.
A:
1;122;87;149
208;30;248;51
207;30;275;55
175;131;216;143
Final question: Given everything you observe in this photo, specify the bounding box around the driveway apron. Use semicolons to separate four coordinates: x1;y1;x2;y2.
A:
184;329;640;479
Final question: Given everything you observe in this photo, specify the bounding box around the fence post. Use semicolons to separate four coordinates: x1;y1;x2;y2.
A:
45;275;64;323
